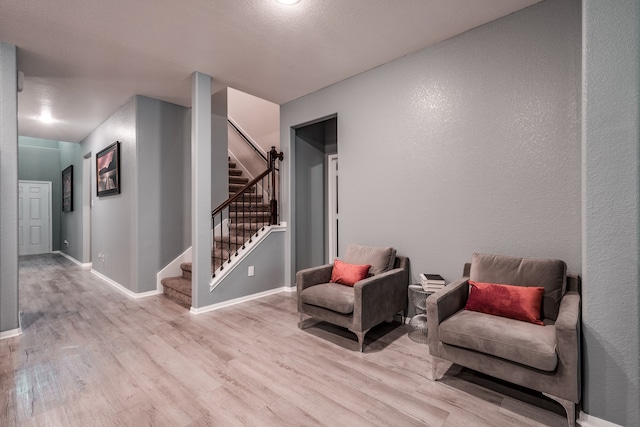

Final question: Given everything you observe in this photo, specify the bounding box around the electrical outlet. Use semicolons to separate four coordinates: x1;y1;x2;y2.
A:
248;266;254;277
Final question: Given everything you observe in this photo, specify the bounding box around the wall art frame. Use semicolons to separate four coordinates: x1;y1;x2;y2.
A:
62;165;73;212
96;141;121;197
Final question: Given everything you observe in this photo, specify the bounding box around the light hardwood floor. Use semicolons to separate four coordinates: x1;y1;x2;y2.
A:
0;254;568;426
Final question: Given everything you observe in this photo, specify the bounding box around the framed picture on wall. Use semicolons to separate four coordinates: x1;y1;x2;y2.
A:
62;165;73;212
96;141;121;197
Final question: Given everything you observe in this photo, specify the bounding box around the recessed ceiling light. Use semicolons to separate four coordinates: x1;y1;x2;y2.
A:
276;0;300;4
38;110;55;124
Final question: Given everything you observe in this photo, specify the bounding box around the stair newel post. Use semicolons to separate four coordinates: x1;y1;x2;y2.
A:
269;146;284;225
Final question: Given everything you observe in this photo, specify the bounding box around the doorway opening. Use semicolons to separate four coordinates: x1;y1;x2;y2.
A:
293;115;338;272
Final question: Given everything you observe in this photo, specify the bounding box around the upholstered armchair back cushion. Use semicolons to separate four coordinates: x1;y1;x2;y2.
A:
343;244;396;276
469;253;566;320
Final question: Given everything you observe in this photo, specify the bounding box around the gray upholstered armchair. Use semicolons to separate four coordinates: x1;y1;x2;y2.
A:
427;253;581;427
297;244;409;352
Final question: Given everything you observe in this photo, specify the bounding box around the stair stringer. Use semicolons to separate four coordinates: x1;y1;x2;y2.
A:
190;222;287;314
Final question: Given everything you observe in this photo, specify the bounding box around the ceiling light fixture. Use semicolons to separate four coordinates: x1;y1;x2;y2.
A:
276;0;300;4
38;110;55;124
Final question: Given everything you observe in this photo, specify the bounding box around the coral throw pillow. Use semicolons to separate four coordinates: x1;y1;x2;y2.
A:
330;259;371;286
464;280;545;325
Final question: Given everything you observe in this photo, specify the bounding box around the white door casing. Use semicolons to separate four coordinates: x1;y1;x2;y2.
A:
327;154;338;262
18;181;52;256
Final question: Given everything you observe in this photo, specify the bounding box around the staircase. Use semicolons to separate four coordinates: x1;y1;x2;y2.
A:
160;160;270;308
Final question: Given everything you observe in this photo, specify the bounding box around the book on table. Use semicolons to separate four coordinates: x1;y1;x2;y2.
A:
420;273;446;292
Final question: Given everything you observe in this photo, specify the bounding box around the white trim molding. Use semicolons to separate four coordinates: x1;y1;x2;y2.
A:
0;327;21;340
91;269;162;299
56;251;92;269
578;412;624;427
0;311;23;340
190;286;286;315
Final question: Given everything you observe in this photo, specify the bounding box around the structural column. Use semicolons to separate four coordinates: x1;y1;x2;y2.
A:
191;72;212;309
0;42;19;337
582;1;640;425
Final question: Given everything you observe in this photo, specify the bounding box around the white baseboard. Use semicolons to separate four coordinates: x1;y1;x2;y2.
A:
578;412;624;427
0;311;23;340
91;269;162;299
0;327;21;340
282;285;296;293
56;251;92;269
190;286;286;315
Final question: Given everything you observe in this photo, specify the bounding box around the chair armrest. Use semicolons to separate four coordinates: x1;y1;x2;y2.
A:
555;291;581;359
553;290;581;403
427;277;469;348
353;267;408;330
296;264;333;294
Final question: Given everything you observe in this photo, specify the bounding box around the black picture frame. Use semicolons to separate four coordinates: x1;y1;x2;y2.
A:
62;165;73;212
96;141;121;197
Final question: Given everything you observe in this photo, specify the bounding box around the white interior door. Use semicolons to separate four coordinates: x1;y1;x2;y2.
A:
327;154;339;262
18;181;52;256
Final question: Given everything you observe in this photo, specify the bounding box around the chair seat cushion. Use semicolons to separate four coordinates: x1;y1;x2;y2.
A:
300;283;355;314
439;310;558;371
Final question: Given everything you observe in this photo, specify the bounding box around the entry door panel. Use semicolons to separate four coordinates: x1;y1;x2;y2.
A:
18;182;51;256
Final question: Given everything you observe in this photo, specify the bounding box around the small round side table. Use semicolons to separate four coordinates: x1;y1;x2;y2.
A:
408;284;433;344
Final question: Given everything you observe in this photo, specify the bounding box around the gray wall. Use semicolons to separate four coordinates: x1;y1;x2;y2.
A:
282;0;582;286
59;140;83;261
81;97;137;289
0;42;19;333
198;230;285;307
583;1;640;425
136;96;191;292
18;138;62;251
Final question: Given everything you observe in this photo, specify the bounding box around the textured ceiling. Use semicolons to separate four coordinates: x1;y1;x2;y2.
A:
0;0;540;143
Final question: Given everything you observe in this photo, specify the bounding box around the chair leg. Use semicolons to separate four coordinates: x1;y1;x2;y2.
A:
348;328;370;352
542;393;576;427
298;314;308;330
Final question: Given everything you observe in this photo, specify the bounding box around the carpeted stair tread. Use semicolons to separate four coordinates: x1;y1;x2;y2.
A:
229;176;249;184
229;168;243;176
161;276;192;295
229;183;255;193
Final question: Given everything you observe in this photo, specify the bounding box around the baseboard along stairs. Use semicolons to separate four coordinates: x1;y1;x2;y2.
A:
160;160;270;308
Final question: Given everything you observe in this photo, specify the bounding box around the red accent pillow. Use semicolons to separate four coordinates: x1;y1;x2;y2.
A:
464;280;545;325
330;259;371;286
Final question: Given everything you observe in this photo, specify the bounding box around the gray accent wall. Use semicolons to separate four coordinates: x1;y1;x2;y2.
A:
282;0;582;284
82;97;137;289
198;230;285;307
136;96;191;292
0;42;18;333
59;140;83;261
583;1;640;425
